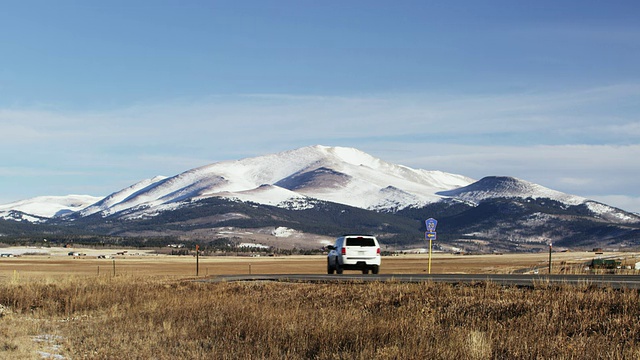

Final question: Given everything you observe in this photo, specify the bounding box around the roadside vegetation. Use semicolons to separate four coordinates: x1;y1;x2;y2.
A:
1;275;640;359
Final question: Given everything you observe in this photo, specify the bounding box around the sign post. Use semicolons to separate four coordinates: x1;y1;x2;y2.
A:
425;218;438;274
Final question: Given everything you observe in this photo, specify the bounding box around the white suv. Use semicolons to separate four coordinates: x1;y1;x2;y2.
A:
327;235;381;274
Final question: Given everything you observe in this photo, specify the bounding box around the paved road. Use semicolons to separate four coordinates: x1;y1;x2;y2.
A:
200;273;640;289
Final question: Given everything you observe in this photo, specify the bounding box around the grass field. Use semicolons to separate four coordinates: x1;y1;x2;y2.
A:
1;250;640;359
1;249;625;280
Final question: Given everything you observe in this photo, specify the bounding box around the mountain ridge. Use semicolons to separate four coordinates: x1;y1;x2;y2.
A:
0;146;635;223
75;145;476;218
437;176;586;205
1;145;639;251
0;195;103;220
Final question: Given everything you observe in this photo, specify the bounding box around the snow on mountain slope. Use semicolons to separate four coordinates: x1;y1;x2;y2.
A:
3;146;638;226
0;195;103;219
437;176;586;205
80;176;168;216
584;201;640;223
271;146;474;210
219;184;309;208
79;145;475;217
437;176;639;223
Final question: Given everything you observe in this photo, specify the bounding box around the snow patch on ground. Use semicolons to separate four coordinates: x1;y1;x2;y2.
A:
32;334;65;359
238;243;270;249
319;239;333;246
272;227;296;237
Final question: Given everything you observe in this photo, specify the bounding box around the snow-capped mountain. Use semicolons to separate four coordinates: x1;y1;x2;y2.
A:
1;146;637;227
1;145;639;250
79;145;474;218
438;176;638;224
438;176;586;205
0;195;103;221
80;176;168;217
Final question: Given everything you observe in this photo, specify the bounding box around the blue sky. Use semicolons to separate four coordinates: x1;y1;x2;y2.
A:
1;0;639;212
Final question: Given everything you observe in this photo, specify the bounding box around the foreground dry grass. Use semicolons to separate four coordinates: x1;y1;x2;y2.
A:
1;274;640;359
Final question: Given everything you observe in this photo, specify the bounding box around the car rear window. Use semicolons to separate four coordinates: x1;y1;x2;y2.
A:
346;237;376;247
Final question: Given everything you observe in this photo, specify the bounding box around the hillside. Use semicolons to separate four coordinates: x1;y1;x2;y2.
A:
1;146;639;251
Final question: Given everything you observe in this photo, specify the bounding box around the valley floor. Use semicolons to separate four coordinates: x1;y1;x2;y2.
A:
0;247;638;280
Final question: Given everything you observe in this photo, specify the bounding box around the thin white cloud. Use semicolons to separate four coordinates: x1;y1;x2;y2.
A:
2;84;638;147
600;122;640;138
0;167;91;177
371;143;640;211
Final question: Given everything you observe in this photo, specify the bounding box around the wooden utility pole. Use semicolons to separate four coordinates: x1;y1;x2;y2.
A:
548;243;553;274
196;244;200;276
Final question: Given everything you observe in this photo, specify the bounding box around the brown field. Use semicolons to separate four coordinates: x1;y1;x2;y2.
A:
2;250;640;359
1;250;630;280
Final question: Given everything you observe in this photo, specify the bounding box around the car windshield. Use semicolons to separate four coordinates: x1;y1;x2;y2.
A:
346;237;375;246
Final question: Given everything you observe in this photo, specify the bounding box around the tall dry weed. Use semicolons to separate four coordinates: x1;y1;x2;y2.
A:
1;276;640;359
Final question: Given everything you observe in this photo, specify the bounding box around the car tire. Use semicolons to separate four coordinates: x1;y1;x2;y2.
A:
336;263;343;274
372;265;380;274
362;269;369;274
327;259;335;274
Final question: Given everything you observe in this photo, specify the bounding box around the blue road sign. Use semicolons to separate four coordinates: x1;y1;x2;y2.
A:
426;231;437;240
426;218;438;232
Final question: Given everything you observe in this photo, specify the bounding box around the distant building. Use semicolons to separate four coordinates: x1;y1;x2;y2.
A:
589;258;621;269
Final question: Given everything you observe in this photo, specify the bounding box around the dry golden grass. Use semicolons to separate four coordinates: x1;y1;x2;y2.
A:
1;252;639;359
0;250;616;280
1;272;640;359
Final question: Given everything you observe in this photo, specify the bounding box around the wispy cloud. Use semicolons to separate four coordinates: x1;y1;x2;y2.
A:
2;84;638;147
378;143;640;190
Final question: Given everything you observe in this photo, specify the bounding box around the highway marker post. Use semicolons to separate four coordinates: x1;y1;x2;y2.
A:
426;232;437;274
425;218;438;274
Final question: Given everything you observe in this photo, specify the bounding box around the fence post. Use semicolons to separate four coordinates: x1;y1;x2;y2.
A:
548;243;552;274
